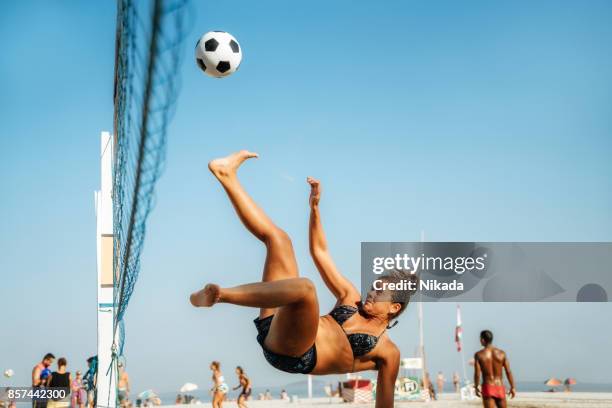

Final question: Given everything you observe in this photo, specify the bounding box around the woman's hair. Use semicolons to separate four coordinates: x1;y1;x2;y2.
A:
236;366;244;374
58;357;67;367
211;361;220;369
378;270;419;323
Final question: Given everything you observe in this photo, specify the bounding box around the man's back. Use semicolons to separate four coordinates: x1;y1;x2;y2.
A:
474;331;516;408
476;346;506;386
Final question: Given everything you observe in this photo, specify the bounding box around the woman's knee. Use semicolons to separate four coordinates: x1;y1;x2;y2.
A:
265;227;292;249
296;277;316;302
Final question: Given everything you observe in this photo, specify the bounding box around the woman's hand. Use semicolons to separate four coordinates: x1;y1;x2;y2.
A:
307;177;321;208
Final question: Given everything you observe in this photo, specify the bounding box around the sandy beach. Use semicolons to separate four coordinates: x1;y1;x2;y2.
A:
161;392;612;408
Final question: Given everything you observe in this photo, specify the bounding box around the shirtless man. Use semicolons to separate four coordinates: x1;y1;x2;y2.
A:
32;353;55;408
117;363;130;408
474;330;516;408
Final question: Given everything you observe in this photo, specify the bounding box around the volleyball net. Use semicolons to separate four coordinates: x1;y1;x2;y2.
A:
112;0;190;368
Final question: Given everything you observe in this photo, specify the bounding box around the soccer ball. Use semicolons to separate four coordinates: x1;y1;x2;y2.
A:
4;369;14;378
195;31;242;78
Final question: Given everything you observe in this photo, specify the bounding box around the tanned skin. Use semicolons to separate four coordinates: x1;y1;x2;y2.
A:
474;335;516;408
190;151;402;408
32;356;54;387
233;368;251;408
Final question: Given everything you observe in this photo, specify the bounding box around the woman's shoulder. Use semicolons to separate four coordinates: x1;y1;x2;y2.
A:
374;336;400;361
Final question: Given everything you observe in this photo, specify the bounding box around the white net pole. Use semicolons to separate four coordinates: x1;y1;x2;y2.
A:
96;131;117;408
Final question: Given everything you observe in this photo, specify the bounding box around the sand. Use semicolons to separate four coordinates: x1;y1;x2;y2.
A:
162;392;612;407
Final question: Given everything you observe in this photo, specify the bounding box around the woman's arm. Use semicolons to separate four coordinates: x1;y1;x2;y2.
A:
375;344;400;408
233;376;246;390
307;177;360;302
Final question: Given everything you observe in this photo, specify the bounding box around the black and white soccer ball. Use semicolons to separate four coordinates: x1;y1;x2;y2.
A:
195;31;242;78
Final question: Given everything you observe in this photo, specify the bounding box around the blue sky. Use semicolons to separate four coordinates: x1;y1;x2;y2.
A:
1;0;612;395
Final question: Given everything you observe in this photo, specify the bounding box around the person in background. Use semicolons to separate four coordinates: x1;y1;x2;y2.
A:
71;371;86;408
32;353;55;408
210;361;228;408
47;358;72;408
82;356;97;408
424;373;436;400
436;371;445;395
279;390;288;401
33;354;56;388
117;363;130;408
474;330;516;408
453;372;461;393
232;366;251;408
263;390;271;400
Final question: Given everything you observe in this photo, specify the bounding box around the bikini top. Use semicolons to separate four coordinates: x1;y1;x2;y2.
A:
329;305;385;357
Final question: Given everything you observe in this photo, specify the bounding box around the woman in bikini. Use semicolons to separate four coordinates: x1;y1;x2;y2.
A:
191;151;415;408
209;361;228;408
232;366;251;408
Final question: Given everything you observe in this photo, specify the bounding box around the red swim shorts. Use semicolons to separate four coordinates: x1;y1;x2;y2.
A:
481;384;506;399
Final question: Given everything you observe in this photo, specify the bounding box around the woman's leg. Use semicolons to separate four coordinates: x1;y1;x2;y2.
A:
212;392;222;408
191;278;319;356
205;150;299;319
192;151;319;356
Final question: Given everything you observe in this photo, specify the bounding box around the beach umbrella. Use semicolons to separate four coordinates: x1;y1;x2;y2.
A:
564;378;577;385
180;383;198;393
138;390;158;400
544;378;562;387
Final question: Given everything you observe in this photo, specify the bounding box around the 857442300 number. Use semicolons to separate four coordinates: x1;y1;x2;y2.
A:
1;387;69;402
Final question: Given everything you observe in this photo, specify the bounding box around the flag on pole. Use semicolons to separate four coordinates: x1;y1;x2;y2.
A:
455;305;463;352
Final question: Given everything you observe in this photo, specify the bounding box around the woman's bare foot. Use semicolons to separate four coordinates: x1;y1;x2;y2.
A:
190;283;221;307
208;150;259;180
